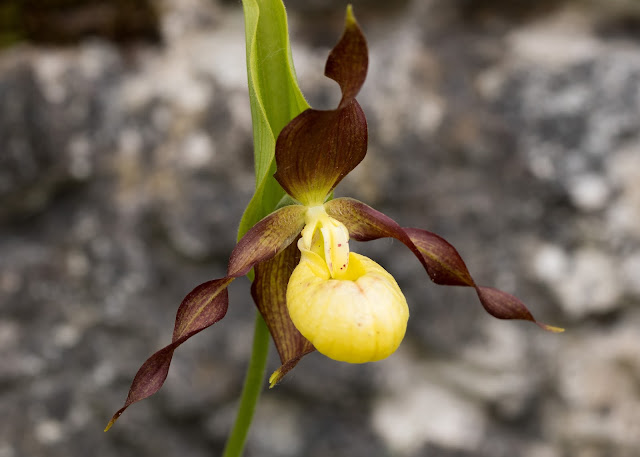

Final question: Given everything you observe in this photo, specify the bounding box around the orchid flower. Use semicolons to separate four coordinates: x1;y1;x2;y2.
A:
106;6;562;433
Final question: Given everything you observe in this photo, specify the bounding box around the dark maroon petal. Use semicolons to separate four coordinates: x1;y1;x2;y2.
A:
105;278;232;431
251;239;315;387
408;227;561;330
324;197;430;271
403;228;474;287
273;8;369;205
326;197;563;331
268;351;314;388
325;5;368;107
326;198;471;286
476;286;564;332
108;205;306;429
228;204;306;278
274;103;367;205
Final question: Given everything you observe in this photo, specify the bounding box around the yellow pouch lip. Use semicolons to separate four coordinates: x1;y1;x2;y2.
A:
287;251;409;364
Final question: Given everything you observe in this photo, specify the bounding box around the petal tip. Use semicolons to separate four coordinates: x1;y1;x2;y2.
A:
104;414;119;432
268;369;282;388
539;323;565;333
345;4;356;26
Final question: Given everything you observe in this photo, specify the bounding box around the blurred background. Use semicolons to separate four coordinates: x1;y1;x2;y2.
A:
1;0;639;456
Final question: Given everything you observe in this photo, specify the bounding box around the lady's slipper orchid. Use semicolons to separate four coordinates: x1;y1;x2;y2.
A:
106;7;562;431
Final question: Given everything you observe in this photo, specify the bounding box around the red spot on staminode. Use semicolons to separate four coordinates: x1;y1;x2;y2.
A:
338;243;342;247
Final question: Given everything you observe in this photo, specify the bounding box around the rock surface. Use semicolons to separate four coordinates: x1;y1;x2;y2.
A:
1;1;639;456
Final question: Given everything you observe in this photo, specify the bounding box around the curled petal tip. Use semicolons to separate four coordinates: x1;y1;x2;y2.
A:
268;370;281;388
345;5;356;25
104;414;119;432
539;324;565;333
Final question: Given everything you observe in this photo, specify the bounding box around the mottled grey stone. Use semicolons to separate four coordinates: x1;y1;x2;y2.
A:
1;1;639;457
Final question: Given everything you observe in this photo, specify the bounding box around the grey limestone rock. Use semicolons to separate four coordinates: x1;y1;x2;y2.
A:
1;1;639;457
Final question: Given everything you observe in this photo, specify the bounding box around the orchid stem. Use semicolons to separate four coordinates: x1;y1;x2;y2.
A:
222;311;269;457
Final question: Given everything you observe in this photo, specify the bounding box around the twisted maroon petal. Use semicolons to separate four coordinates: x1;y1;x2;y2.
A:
325;6;368;108
251;239;315;387
228;204;306;277
106;278;232;431
274;8;369;205
325;197;563;332
107;206;307;430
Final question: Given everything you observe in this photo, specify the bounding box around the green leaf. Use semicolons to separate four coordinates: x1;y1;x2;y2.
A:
238;0;309;240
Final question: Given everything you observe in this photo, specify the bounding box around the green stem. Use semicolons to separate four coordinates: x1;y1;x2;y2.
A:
222;311;269;457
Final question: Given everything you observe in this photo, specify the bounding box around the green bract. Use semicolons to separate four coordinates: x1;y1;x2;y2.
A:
107;5;562;433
